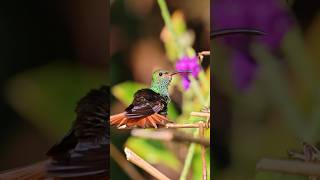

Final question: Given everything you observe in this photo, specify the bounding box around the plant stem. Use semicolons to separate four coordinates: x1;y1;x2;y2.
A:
157;0;183;57
190;76;206;105
179;130;198;180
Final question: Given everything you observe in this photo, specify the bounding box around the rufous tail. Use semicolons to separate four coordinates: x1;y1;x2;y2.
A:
110;113;171;128
0;160;48;180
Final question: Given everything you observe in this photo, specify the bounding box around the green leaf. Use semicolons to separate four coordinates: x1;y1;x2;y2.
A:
111;81;146;106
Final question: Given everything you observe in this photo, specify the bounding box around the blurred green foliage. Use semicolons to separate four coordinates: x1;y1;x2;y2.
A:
5;61;107;140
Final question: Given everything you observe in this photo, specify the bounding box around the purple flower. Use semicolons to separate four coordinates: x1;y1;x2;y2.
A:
211;0;294;90
231;50;256;90
175;55;201;89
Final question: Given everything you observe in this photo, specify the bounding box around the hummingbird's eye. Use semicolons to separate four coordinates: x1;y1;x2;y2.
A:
159;72;163;76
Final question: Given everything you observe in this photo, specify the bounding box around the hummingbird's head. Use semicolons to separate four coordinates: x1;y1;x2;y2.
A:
150;69;179;96
150;69;190;96
151;69;175;88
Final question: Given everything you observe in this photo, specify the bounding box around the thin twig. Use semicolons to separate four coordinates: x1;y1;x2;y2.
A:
124;147;171;180
117;122;210;129
110;143;146;180
256;158;320;176
199;122;207;180
190;111;210;118
131;129;210;147
166;122;210;129
198;51;210;63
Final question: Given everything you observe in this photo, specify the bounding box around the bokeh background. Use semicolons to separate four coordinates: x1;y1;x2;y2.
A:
0;0;108;171
110;0;210;179
212;0;320;179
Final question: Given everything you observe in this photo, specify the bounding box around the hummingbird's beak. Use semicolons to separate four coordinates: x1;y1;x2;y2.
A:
211;28;266;39
169;71;192;76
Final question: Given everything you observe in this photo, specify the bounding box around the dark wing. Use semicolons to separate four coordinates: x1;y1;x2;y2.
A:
46;130;77;157
125;89;167;119
47;139;109;178
46;86;109;178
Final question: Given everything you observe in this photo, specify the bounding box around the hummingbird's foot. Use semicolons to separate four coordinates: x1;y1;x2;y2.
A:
288;142;320;162
200;106;210;113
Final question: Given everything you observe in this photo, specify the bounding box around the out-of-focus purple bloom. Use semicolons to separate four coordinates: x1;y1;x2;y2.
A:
231;50;256;90
175;55;201;90
211;0;294;90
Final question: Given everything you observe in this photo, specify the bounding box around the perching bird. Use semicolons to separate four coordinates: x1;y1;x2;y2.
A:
0;86;109;180
111;69;186;129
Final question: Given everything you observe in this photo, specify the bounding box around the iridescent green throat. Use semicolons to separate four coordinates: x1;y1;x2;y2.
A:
150;79;170;102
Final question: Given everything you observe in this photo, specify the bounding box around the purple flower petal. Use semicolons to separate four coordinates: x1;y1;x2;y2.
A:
175;55;201;90
211;0;294;90
230;50;256;90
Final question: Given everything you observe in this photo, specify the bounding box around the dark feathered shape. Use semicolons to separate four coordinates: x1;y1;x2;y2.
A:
125;89;168;118
46;86;109;179
110;88;170;128
0;86;109;180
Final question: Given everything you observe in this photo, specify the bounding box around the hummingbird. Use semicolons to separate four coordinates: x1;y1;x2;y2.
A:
0;86;110;180
110;69;187;129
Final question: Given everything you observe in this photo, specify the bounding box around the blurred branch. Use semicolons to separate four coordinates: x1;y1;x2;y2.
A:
124;147;171;180
256;158;320;176
110;143;145;180
131;129;210;147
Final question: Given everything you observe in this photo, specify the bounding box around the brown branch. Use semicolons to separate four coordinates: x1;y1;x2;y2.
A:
199;122;207;180
165;122;210;129
124;147;171;180
110;143;146;180
256;158;320;176
131;129;210;147
190;112;210;118
198;51;210;62
117;122;210;130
